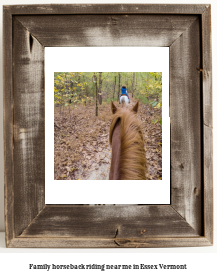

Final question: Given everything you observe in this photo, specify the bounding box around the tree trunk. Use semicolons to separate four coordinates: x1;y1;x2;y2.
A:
113;76;116;100
105;81;108;99
132;72;135;98
118;73;121;100
66;80;73;104
93;73;98;116
98;72;102;105
77;73;81;99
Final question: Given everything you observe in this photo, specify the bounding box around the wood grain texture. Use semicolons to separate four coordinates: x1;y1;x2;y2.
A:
202;6;212;129
203;125;213;243
13;17;45;237
4;4;207;15
170;17;202;235
20;205;199;238
16;15;197;47
3;4;213;248
3;7;14;247
201;6;213;244
8;237;212;248
202;6;213;242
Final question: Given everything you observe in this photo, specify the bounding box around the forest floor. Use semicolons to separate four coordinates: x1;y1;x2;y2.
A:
54;95;162;180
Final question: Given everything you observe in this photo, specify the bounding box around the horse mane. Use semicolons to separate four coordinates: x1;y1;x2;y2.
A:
109;107;147;180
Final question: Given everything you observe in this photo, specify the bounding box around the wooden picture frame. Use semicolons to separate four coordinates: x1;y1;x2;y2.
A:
3;4;213;248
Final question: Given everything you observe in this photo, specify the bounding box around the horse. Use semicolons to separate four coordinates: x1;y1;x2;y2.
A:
119;95;130;105
109;101;147;180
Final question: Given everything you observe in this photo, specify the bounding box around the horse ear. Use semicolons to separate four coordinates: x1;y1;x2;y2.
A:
132;101;139;113
111;101;117;114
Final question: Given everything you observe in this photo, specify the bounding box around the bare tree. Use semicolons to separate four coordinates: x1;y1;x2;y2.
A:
132;72;135;98
98;72;102;105
92;73;98;116
118;73;121;100
113;75;116;100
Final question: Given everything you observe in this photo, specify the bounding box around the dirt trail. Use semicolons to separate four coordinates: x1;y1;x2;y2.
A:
54;95;162;180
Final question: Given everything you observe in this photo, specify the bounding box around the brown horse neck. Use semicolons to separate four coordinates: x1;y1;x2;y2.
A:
109;107;146;180
109;120;121;180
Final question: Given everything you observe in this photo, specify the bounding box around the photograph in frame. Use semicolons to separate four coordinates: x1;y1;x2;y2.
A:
45;47;170;205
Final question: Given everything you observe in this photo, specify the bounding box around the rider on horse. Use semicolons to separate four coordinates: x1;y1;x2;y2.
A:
119;85;130;103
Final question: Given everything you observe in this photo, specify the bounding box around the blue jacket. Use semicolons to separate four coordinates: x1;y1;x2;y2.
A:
121;87;129;97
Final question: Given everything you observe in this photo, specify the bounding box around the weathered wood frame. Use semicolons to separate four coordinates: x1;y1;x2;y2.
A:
3;4;213;248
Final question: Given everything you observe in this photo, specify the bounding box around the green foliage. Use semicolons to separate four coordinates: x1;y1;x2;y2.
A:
54;72;162;110
134;72;162;105
54;72;94;107
136;94;149;104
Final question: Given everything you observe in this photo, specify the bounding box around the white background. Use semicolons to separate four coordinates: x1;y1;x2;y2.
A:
45;47;170;204
0;0;216;277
